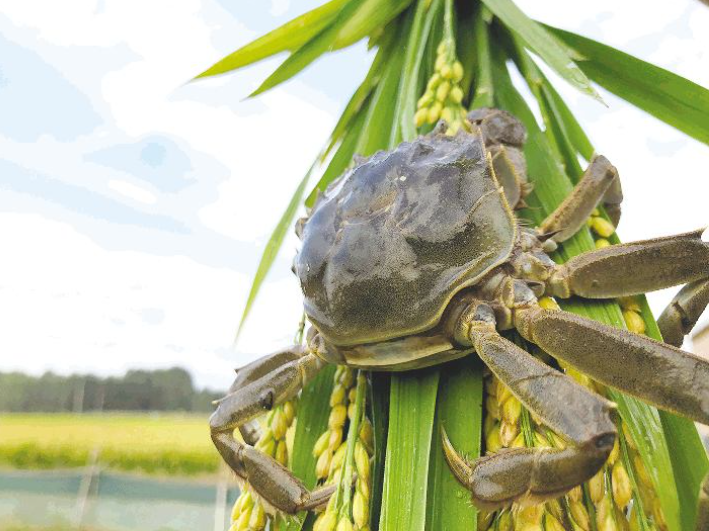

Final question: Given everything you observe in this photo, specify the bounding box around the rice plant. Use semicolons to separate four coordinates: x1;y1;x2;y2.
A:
195;1;709;529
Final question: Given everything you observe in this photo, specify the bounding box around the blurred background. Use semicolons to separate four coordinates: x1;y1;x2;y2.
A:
1;1;708;530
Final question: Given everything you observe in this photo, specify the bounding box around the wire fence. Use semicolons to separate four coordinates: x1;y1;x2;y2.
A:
2;434;706;531
0;467;239;531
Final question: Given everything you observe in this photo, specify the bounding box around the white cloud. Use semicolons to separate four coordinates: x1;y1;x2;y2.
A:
108;179;157;205
0;213;241;388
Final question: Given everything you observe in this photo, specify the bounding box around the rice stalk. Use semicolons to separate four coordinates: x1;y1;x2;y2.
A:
313;370;374;531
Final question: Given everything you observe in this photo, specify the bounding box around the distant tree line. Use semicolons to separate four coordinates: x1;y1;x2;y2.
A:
0;367;223;413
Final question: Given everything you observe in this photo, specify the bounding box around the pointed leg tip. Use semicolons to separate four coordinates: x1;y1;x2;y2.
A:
440;427;474;491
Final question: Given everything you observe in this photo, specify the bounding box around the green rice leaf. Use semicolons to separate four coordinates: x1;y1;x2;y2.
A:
455;4;477;100
397;0;444;142
305;101;370;207
251;0;364;97
490;45;683;531
540;79;594;161
278;364;336;531
369;372;391;530
334;0;414;50
235;165;314;339
427;356;482;530
470;7;494;109
480;0;600;101
659;411;709;530
195;0;350;79
379;368;440;531
356;11;411;153
322;28;397;160
549;25;709;146
504;33;584;176
641;302;709;530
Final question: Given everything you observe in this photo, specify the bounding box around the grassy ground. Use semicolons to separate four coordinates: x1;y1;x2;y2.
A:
0;413;218;476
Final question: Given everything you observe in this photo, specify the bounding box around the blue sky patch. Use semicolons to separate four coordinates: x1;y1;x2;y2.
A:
0;34;100;142
85;135;196;193
0;159;189;233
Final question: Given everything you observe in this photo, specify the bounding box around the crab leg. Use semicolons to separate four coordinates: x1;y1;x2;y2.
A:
514;305;709;530
537;155;619;242
444;307;616;510
468;108;530;210
222;346;308;444
657;278;709;347
514;305;709;425
547;229;709;299
490;144;528;209
211;350;332;514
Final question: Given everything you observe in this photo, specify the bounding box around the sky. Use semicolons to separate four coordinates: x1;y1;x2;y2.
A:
0;0;708;391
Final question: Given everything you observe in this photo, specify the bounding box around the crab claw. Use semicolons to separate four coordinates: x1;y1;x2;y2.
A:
210;351;329;514
212;432;335;514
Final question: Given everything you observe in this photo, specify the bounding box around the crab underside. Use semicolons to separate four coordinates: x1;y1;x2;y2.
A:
211;109;709;528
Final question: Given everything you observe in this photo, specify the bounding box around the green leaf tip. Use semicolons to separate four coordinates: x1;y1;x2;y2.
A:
481;0;604;104
194;0;349;80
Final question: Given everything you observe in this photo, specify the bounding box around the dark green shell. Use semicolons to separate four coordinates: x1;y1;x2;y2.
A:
295;129;516;347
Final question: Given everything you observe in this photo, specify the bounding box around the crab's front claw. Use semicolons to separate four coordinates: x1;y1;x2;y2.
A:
210;351;326;514
212;432;334;514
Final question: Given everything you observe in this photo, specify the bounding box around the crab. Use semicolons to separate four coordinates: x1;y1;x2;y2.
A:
211;108;709;525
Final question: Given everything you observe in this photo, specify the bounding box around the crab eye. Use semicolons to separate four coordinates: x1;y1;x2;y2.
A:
259;390;275;411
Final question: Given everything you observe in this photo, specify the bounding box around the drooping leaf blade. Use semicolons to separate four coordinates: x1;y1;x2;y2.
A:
480;0;600;101
334;0;414;50
305;100;370;207
195;0;350;79
549;25;709;146
235;165;314;339
322;27;397;160
251;0;364;97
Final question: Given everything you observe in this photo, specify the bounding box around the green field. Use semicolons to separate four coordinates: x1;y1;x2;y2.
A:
0;413;219;476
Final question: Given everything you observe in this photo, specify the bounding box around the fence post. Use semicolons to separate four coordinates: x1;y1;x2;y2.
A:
214;462;229;531
73;446;100;529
